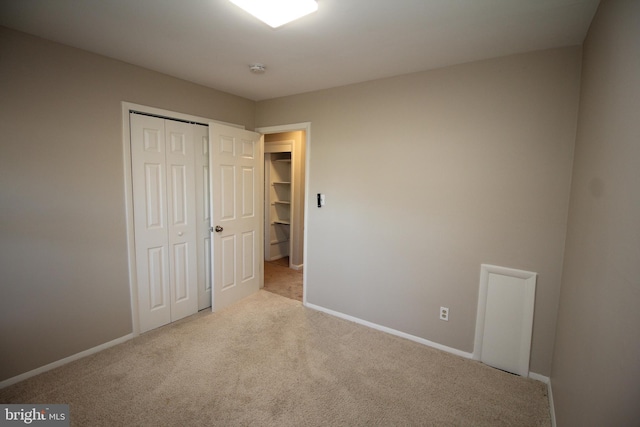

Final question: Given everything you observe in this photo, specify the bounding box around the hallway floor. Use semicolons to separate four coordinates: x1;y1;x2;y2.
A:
263;257;303;302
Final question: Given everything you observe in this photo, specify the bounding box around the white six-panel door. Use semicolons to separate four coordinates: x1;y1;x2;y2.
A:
130;114;199;332
195;128;212;310
209;123;263;311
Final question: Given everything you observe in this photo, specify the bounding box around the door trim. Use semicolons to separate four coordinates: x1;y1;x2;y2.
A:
121;101;244;335
255;122;311;306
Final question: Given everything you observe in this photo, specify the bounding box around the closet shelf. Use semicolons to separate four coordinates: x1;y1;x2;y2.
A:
266;148;293;262
270;239;289;245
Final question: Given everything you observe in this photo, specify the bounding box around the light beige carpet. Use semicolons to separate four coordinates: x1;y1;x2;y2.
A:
263;257;303;302
0;291;550;426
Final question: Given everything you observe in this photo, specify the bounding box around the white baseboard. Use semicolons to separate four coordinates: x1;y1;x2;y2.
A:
528;372;549;383
290;263;303;271
549;380;557;427
524;372;556;426
304;302;473;359
304;300;557;425
2;305;558;427
0;333;134;389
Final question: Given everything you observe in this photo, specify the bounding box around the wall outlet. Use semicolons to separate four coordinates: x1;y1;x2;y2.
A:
439;307;449;321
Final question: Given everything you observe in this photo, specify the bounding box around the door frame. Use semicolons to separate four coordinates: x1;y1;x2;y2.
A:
121;101;244;335
255;122;311;306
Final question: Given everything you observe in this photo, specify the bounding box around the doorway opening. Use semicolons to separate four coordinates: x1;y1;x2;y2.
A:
256;124;310;304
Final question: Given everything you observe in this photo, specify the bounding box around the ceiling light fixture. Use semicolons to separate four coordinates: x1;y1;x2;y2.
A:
249;63;266;74
229;0;318;28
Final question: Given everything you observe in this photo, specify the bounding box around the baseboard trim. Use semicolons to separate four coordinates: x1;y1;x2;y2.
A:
290;263;303;271
304;302;473;359
528;372;549;383
0;333;134;389
526;372;555;426
304;300;556;418
549;379;557;427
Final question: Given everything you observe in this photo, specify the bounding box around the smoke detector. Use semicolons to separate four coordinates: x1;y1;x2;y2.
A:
249;63;266;74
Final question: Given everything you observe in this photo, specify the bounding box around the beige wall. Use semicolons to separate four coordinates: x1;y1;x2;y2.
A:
3;6;637;419
0;27;255;382
551;0;640;425
3;19;610;389
257;47;582;376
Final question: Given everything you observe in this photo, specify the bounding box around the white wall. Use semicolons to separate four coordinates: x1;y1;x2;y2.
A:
257;47;582;376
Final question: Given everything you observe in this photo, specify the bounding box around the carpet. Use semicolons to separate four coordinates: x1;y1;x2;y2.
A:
263;258;303;302
0;291;550;426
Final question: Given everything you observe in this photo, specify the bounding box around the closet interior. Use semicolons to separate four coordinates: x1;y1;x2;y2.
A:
264;132;305;270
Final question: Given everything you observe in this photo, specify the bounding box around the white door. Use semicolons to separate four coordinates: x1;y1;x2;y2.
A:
474;264;537;377
131;114;199;332
194;126;212;310
209;123;263;311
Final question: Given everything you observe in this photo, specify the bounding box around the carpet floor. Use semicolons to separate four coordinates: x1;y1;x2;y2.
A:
0;291;550;426
263;257;303;302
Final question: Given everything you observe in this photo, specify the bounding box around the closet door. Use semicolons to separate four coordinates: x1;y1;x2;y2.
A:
131;114;198;332
131;114;171;332
210;123;263;311
164;120;198;322
195;127;212;310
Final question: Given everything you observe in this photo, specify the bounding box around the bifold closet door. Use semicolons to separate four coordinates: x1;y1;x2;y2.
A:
130;114;198;333
195;128;212;311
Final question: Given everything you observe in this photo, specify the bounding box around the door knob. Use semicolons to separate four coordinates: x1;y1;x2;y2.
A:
178;232;183;236
214;225;223;233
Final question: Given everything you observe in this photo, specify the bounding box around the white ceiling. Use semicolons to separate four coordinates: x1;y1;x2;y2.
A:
0;0;599;101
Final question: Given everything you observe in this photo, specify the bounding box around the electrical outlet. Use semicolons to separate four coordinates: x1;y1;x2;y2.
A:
439;307;449;321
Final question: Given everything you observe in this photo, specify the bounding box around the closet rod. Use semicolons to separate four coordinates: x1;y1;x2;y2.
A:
129;110;208;127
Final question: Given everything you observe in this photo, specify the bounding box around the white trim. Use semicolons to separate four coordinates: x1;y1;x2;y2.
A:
255;122;311;306
304;302;474;359
527;373;556;427
528;372;549;383
256;122;310;134
121;103;139;336
122;102;243;129
549;379;557;427
304;298;555;420
0;334;134;389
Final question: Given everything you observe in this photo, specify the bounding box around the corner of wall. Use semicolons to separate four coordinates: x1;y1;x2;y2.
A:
528;373;556;427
